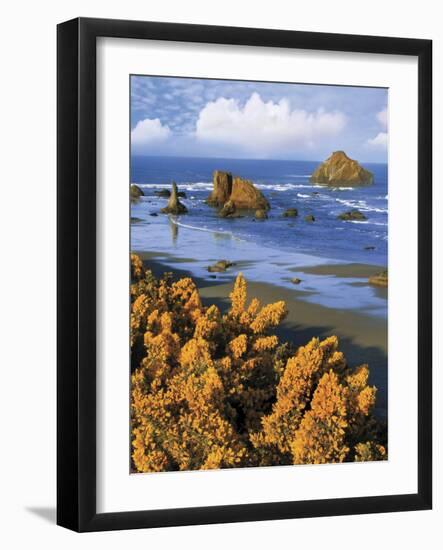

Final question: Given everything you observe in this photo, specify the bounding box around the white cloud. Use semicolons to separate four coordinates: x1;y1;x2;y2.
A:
131;118;171;147
377;107;388;128
194;93;346;155
367;132;388;148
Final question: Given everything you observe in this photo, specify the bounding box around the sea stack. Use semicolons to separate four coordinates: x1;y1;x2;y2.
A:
207;171;233;206
130;184;144;201
310;151;373;186
207;170;270;211
160;182;188;215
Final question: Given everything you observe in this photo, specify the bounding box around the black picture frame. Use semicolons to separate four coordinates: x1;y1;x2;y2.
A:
57;17;432;532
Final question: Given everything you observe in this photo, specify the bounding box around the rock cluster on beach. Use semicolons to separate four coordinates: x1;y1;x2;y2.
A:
310;151;374;186
207;170;270;215
160;182;188;215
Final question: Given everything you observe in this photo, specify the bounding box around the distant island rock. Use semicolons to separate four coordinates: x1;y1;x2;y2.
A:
207;170;270;211
310;151;373;186
160;182;188;215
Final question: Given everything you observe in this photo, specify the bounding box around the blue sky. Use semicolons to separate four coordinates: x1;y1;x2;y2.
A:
131;76;388;163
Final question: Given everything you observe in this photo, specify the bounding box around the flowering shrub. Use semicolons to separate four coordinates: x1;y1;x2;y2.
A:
130;254;387;472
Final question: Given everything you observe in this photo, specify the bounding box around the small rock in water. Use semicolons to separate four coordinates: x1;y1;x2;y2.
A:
154;189;171;198
364;246;376;250
255;209;268;220
304;214;315;222
207;260;235;273
219;200;236;218
283;208;298;218
291;277;302;285
338;209;367;221
149;212;158;217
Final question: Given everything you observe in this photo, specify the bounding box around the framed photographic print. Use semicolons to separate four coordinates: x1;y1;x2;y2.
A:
57;17;432;532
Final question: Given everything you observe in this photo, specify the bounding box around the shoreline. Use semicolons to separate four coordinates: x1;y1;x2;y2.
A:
137;252;387;418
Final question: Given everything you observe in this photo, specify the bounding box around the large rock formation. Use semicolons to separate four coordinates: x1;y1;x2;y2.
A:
310;151;373;186
160;182;188;215
207;171;233;206
207;171;270;211
230;176;270;210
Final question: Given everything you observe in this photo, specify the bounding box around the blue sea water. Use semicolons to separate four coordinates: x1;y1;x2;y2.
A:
130;155;388;317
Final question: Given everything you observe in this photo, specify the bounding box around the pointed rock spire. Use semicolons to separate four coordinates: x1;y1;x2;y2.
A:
160;181;188;215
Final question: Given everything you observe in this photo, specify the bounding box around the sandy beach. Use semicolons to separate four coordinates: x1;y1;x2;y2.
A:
137;251;387;418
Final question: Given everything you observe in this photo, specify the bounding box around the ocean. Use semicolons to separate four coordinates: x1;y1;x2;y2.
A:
130;155;388;318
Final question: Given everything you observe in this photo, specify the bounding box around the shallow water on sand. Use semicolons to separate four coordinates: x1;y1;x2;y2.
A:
131;156;387;319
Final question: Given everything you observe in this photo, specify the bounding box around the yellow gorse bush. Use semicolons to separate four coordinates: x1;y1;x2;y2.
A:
130;253;387;472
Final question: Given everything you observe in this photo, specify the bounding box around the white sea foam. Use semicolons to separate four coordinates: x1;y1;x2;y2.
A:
297;193;311;198
348;220;387;227
133;181;322;192
171;219;235;237
255;183;316;191
335;197;387;214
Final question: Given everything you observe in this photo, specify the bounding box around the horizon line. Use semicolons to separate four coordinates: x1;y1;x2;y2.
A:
130;153;388;165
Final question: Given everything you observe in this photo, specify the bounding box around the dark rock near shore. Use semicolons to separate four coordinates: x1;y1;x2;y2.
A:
291;277;302;285
369;270;388;287
310;151;373;186
304;214;315;222
155;189;187;198
207;260;235;273
160;182;188;215
283;208;298;218
149;213;158;217
154;189;171;198
338;209;367;221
